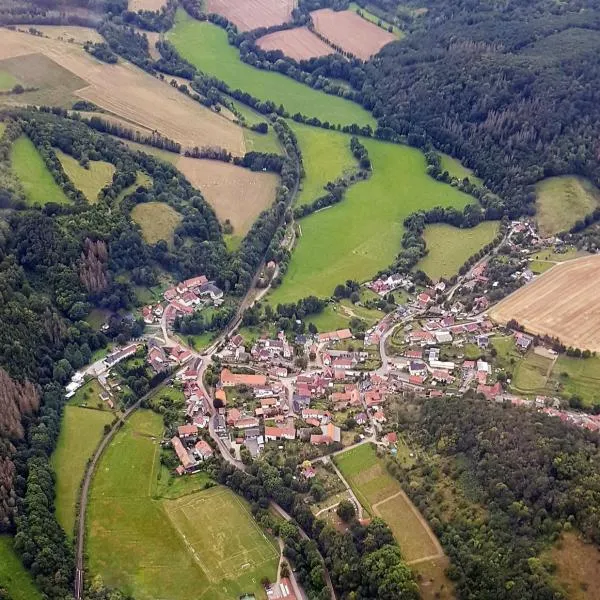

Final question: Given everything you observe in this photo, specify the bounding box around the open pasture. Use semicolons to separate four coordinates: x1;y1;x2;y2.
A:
0;536;43;600
204;0;295;31
131;202;183;247
55;149;115;202
311;8;397;59
256;26;335;61
0;69;19;91
489;255;600;352
439;153;483;186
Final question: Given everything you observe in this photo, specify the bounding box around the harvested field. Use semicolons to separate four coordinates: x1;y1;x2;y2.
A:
131;201;182;246
55;148;115;202
256;27;335;61
74;110;155;137
33;25;102;45
311;8;396;59
0;29;246;155
176;157;279;237
489;255;600;352
129;0;166;11
205;0;295;31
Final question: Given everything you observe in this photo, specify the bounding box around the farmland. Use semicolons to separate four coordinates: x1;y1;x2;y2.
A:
269;137;472;304
256;27;335;61
311;8;397;59
55;149;115;202
348;2;404;38
535;176;600;236
489;255;600;352
168;11;375;127
204;0;295;31
11;136;70;206
0;536;43;600
0;69;18;91
129;0;166;11
131;202;183;247
418;221;499;280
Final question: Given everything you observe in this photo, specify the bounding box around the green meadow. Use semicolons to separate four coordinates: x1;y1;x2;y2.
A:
0;70;19;91
439;153;483;186
348;2;404;38
55;149;115;202
168;10;375;127
0;535;43;600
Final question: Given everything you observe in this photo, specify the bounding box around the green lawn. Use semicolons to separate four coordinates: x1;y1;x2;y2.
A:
244;127;282;154
51;406;113;537
0;536;43;600
10;136;70;206
168;10;375;128
439;153;483;186
348;2;404;38
131;201;183;247
55;149;115;203
305;304;355;332
269;137;472;303
512;352;554;394
550;355;600;406
418;221;499;280
0;70;19;91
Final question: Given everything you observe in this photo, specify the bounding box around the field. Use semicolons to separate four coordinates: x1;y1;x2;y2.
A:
348;2;404;38
129;0;166;11
0;536;43;600
489;255;600;352
535;176;600;236
34;25;103;45
204;0;295;31
0;69;19;90
168;11;375;127
511;351;554;394
55;149;115;202
439;153;483;186
131;202;183;247
0;29;246;155
269;137;472;303
549;354;600;406
175;157;279;237
11;136;70;205
256;26;335;61
88;410;278;600
51;406;113;536
418;221;499;280
311;8;397;59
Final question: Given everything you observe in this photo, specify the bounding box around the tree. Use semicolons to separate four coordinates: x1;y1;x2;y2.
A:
336;500;356;522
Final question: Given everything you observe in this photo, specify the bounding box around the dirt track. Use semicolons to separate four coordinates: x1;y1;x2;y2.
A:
256;27;334;61
205;0;295;30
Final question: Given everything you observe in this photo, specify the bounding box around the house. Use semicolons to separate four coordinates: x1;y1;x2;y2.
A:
302;408;329;423
515;331;534;352
148;345;168;374
409;361;428;376
220;368;267;388
477;381;502;400
177;424;198;440
171;436;195;471
476;334;489;348
404;350;423;360
142;305;154;325
434;331;453;344
105;343;138;367
364;390;383;408
168;345;193;364
417;292;431;306
226;408;241;426
215;388;227;405
318;329;353;343
430;359;455;371
355;412;368;425
265;426;296;441
234;417;260;430
194;440;213;461
409;375;426;386
184;275;208;289
383;431;397;445
373;411;386;423
431;369;453;383
477;359;491;374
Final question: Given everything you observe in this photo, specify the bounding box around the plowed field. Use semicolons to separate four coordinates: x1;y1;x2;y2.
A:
256;26;334;60
205;0;295;30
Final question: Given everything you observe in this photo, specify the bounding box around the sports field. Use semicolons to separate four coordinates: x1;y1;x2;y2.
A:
269;137;472;303
55;149;115;202
11;136;69;205
0;536;43;600
131;202;183;247
168;11;375;127
418;221;499;280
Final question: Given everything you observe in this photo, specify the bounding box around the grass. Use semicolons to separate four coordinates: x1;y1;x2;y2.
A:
535;176;600;236
131;202;183;247
305;304;355;331
168;10;375;127
0;122;5;137
528;260;555;274
88;410;278;600
0;70;19;91
418;221;499;280
512;352;554;394
51;406;113;537
244;127;282;154
269;137;472;303
348;2;404;37
439;153;483;186
86;308;111;331
11;136;70;206
68;378;106;407
0;536;43;600
55;149;115;202
550;355;600;406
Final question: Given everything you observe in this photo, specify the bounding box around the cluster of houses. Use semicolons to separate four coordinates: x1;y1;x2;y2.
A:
147;339;194;374
170;423;214;475
159;275;224;325
367;273;413;296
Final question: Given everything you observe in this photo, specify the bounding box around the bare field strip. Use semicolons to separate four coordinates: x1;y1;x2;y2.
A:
256;27;335;61
311;8;396;59
32;25;103;45
129;0;166;11
0;30;246;155
177;157;279;236
205;0;295;30
489;255;600;352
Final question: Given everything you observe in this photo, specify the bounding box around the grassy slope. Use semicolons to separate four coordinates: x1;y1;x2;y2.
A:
270;137;472;303
55;149;115;203
550;355;600;406
0;536;43;600
51;406;113;537
10;136;69;206
0;71;19;91
439;153;483;186
131;202;183;247
418;221;499;280
168;11;375;127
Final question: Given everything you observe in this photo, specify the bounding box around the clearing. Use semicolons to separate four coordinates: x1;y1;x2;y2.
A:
535;176;600;236
0;536;43;600
439;153;483;186
310;8;397;59
11;136;70;206
55;148;115;202
418;221;499;281
131;202;183;246
168;10;375;127
256;26;335;61
204;0;295;31
489;255;600;352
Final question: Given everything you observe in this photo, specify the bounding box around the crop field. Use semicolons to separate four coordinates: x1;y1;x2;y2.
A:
55;149;115;202
131;202;183;247
34;25;103;45
311;8;397;59
204;0;295;31
11;136;70;205
51;406;113;537
489;255;600;352
129;0;166;11
0;536;43;600
0;29;247;155
535;176;600;236
168;11;375;127
269;137;472;304
418;221;499;280
348;3;404;38
439;153;483;186
256;26;335;61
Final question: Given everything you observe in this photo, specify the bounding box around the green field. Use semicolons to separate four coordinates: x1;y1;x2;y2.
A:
10;136;69;205
550;355;600;406
269;138;472;303
535;176;600;236
168;10;375;127
512;352;554;394
0;70;19;91
131;201;183;247
418;221;499;280
88;410;278;600
348;3;404;37
439;153;483;186
291;122;355;207
244;127;282;154
0;536;43;600
51;406;113;536
55;149;115;202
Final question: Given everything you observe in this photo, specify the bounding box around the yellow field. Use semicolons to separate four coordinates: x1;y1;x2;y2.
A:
56;149;115;202
131;202;182;246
